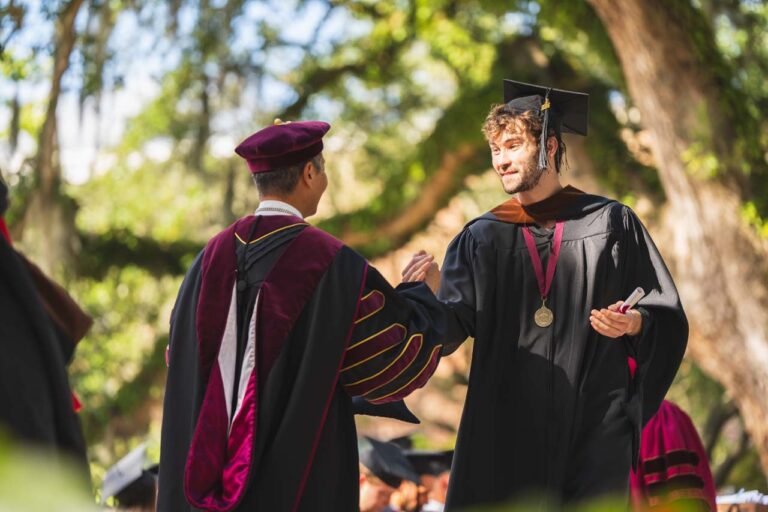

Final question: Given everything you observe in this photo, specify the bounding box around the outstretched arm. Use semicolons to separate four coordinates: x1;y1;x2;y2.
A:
339;266;446;404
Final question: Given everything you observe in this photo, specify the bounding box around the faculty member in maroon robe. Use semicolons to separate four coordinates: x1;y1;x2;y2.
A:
158;120;446;511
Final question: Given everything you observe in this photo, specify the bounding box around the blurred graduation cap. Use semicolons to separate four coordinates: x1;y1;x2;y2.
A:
101;444;158;507
351;397;420;424
388;433;415;450
502;79;589;170
358;436;420;489
405;449;454;476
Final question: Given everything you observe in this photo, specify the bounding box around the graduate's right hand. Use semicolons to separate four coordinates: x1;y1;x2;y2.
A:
401;250;441;294
590;301;642;338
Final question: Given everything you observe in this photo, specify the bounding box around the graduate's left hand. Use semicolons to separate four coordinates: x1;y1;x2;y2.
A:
401;250;441;294
590;301;642;338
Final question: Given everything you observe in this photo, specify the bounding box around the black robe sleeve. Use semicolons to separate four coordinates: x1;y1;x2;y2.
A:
619;207;688;426
338;267;446;403
436;227;479;354
0;238;90;483
157;250;204;511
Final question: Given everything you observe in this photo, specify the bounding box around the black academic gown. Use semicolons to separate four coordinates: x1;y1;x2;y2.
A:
439;190;688;509
0;237;90;479
158;214;445;512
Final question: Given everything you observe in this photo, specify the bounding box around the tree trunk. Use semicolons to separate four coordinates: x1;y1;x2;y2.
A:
587;0;768;481
21;0;85;276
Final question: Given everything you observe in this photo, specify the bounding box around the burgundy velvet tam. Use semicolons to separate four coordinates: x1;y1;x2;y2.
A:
234;120;330;173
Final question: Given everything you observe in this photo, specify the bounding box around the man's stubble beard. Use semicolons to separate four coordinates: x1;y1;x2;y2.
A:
501;150;545;195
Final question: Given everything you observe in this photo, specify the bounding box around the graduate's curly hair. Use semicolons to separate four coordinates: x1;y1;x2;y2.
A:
252;154;324;196
481;104;568;174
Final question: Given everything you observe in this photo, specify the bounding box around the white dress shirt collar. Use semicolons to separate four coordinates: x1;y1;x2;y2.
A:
254;200;303;218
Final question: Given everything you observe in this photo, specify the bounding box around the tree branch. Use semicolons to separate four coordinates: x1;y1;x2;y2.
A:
704;400;739;458
77;229;203;279
714;428;751;488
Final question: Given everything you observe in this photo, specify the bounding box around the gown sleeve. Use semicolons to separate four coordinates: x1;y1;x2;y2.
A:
619;207;688;426
339;266;446;404
436;227;479;354
158;250;204;511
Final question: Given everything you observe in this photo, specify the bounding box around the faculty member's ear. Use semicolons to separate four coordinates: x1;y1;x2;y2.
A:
301;160;321;189
304;160;315;179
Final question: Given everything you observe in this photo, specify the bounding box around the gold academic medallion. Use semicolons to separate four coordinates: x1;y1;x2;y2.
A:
535;304;554;327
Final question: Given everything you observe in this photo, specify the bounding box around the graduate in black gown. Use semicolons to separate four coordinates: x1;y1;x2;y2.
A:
403;81;688;509
158;120;446;511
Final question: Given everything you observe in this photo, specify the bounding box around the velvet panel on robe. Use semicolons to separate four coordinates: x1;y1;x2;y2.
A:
630;400;717;511
340;268;445;404
158;215;445;512
437;193;688;509
0;237;89;480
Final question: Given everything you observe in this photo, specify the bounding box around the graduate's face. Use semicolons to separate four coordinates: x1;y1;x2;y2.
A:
489;130;544;195
359;476;396;512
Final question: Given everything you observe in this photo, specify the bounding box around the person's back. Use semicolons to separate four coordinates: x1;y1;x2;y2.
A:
158;120;445;511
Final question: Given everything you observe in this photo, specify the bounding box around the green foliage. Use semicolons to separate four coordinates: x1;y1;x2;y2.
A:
682;142;721;180
704;0;768;219
729;449;768;491
0;50;34;80
68;265;179;438
676;0;768;211
120;61;200;152
533;0;624;85
741;201;768;238
72;159;222;243
582;85;663;200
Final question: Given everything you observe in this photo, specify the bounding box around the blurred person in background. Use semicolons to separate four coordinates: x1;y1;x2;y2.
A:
0;172;91;487
630;400;717;511
359;436;421;512
405;450;453;512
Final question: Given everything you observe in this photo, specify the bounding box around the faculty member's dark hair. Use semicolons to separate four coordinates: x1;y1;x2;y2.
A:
0;172;9;216
482;104;568;174
252;154;324;196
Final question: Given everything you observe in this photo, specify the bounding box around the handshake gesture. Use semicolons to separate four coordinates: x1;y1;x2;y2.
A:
401;250;441;294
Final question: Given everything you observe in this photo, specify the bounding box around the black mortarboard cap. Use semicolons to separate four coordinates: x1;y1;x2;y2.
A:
101;444;158;506
358;436;420;489
388;433;415;450
405;449;453;476
502;79;589;170
351;397;421;424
